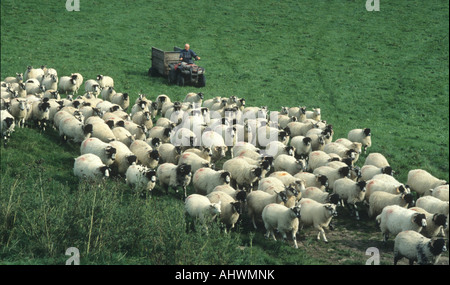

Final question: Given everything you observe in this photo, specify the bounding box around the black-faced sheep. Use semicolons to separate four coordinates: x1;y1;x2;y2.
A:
222;157;262;191
193;168;231;195
206;191;242;232
125;164;157;195
333;177;366;220
347;128;371;152
156;163;192;198
368;191;414;218
376;205;427;242
407;169;448;197
298;198;337;243
394;230;447;265
73;153;110;181
80;137;116;166
262;203;302;248
247;190;288;229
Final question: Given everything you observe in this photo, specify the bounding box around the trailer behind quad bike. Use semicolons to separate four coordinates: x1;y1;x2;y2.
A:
148;46;205;87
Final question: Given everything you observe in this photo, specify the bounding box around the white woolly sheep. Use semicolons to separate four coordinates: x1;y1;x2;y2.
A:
111;126;134;147
108;140;137;175
185;194;222;231
41;74;58;91
71;73;84;91
333;177;367;220
305;107;321;121
158;143;182;164
427;184;449;201
294;172;329;191
201;130;228;159
80;137;116;166
53;109;81;130
364;178;410;203
184;92;204;105
364;152;389;168
73;153;110;181
360;164;394;181
157;163;192;198
415;196;449;216
110;93;130;111
155;94;171;113
287;106;306;121
132;110;153;130
407;169;448;196
130;139;160;169
4;73;23;84
90;121;116;143
368;191;414;218
84;79;101;96
211;185;248;204
31;99;51;130
222;157;262;191
206;191;242;232
307;150;338;172
410;207;448;238
301;187;340;205
125;164;157;195
9;98;28;128
313;166;350;191
347;128;371;152
247;190;288;229
58;75;79;94
59;115;93;143
122;120;146;141
285;121;315;138
100;86;116;101
258;177;293;195
193;167;231;195
171;127;198;149
289;136;312;158
24;66;44;82
147;126;172;143
184;147;212;162
96;100;121;114
269;171;306;194
178;152;212;174
262;203;302;248
264;140;295;159
96;74;114;88
1;110;15;145
376;205;427;242
323;142;358;163
298;198;337;243
274;154;306;175
394;230;447;265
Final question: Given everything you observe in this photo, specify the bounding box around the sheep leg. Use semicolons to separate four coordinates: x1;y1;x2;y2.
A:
291;232;298;249
251;215;257;229
382;232;389;243
315;225;328;243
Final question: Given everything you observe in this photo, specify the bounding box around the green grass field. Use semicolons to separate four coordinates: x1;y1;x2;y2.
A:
1;0;448;265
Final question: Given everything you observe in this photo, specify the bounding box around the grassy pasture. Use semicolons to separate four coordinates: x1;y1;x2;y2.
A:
1;0;448;265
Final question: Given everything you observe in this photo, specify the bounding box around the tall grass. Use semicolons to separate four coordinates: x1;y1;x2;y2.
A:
1;0;448;264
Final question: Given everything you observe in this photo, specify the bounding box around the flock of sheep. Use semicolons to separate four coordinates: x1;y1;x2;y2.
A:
1;66;449;265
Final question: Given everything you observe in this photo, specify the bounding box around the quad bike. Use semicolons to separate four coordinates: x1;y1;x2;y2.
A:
168;61;205;87
149;46;206;87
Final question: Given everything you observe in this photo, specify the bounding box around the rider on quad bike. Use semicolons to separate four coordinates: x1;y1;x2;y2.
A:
169;43;205;87
179;43;200;64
